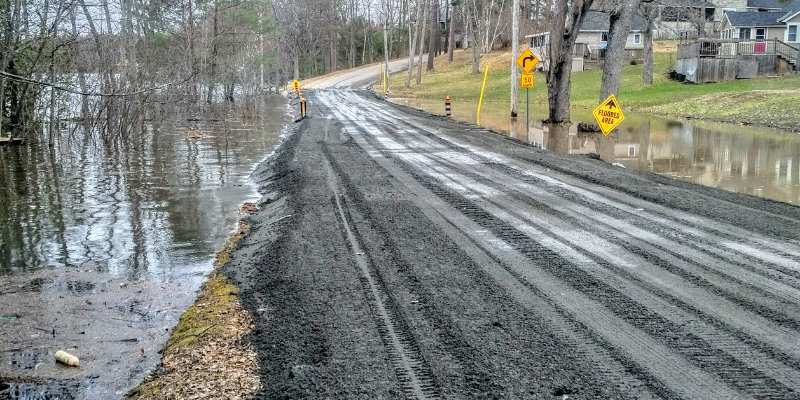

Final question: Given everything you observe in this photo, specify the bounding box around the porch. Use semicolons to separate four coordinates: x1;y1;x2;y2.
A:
674;38;799;83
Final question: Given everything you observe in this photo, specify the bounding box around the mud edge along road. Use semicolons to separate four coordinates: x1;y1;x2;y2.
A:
223;69;800;398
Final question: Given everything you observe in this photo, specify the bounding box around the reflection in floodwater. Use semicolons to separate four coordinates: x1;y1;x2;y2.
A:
0;96;287;398
0;97;286;274
393;97;800;205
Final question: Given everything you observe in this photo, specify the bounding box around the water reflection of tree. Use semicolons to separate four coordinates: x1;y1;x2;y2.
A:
0;96;285;277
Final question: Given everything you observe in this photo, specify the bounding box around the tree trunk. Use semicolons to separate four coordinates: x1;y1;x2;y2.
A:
447;2;455;63
0;0;19;135
330;32;338;72
416;0;430;84
207;0;219;104
599;0;641;101
546;0;594;123
510;0;520;117
185;0;197;98
426;0;437;71
642;4;656;86
469;4;480;74
407;1;421;88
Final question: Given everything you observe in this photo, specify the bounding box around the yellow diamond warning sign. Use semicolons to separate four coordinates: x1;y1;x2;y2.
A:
292;80;301;93
516;48;539;74
592;95;625;136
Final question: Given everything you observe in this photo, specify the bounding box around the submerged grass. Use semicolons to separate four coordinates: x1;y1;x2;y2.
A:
129;208;260;399
386;45;800;129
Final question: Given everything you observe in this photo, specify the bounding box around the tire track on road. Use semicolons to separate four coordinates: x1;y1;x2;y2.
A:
318;91;752;399
321;147;441;400
348;114;800;398
361;114;800;326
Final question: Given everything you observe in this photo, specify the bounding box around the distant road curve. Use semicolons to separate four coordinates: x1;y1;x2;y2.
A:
303;56;425;89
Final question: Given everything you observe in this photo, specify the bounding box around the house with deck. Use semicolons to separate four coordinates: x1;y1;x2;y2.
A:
526;10;645;72
719;0;800;43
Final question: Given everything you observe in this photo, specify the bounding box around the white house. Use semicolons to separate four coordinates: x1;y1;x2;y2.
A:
526;10;646;71
719;0;800;43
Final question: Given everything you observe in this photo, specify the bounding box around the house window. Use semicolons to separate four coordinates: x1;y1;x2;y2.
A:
755;27;766;40
789;25;798;42
634;33;641;44
602;32;609;42
739;28;751;39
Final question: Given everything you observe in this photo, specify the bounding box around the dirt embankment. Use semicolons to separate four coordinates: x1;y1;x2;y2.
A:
129;125;301;399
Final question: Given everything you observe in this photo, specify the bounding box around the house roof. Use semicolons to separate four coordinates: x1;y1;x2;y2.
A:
656;0;715;8
580;10;646;32
746;0;786;10
724;10;786;26
778;0;800;20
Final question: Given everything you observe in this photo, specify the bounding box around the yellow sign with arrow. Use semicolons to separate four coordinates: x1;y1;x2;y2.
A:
292;80;301;93
516;48;540;74
592;95;625;136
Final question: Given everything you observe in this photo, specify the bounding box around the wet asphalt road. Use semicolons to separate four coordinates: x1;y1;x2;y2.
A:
224;86;800;399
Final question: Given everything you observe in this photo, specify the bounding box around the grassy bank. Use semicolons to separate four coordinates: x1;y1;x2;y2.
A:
386;45;800;129
129;206;260;399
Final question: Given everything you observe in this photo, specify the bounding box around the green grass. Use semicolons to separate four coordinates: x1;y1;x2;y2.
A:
386;47;800;128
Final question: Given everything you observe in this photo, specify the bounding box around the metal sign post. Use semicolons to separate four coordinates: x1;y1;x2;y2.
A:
517;47;537;137
519;72;534;137
526;88;530;137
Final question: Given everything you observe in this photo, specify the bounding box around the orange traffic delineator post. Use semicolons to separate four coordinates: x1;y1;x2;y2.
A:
445;96;452;117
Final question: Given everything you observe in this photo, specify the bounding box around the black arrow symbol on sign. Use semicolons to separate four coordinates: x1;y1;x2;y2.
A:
522;55;536;70
606;99;617;109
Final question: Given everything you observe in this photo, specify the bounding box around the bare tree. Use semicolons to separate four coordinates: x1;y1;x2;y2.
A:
467;0;481;74
407;0;423;87
546;0;594;123
427;0;438;71
416;0;430;83
598;0;641;101
641;1;657;86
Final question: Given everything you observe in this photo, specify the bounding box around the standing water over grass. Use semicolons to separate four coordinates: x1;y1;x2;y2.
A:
392;97;800;205
0;96;287;399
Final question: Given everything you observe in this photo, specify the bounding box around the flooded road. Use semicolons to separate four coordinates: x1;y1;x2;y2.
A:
392;97;800;205
0;96;287;398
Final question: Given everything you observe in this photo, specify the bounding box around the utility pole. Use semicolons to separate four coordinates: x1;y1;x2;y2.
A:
510;0;520;118
383;19;390;92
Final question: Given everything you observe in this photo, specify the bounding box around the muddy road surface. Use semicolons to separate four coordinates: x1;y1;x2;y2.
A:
222;88;800;399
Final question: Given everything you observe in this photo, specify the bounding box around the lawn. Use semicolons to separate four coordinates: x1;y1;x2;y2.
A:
385;46;800;130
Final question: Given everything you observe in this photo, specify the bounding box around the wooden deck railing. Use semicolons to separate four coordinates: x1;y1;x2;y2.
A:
678;39;799;62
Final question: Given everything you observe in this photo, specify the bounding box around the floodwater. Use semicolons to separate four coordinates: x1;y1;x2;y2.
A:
392;97;800;205
0;96;288;399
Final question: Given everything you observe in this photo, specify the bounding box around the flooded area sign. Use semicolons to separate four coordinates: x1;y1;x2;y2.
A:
292;79;301;93
593;95;625;136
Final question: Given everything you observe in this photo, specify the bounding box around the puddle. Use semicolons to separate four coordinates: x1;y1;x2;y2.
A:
0;96;288;398
392;97;800;205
